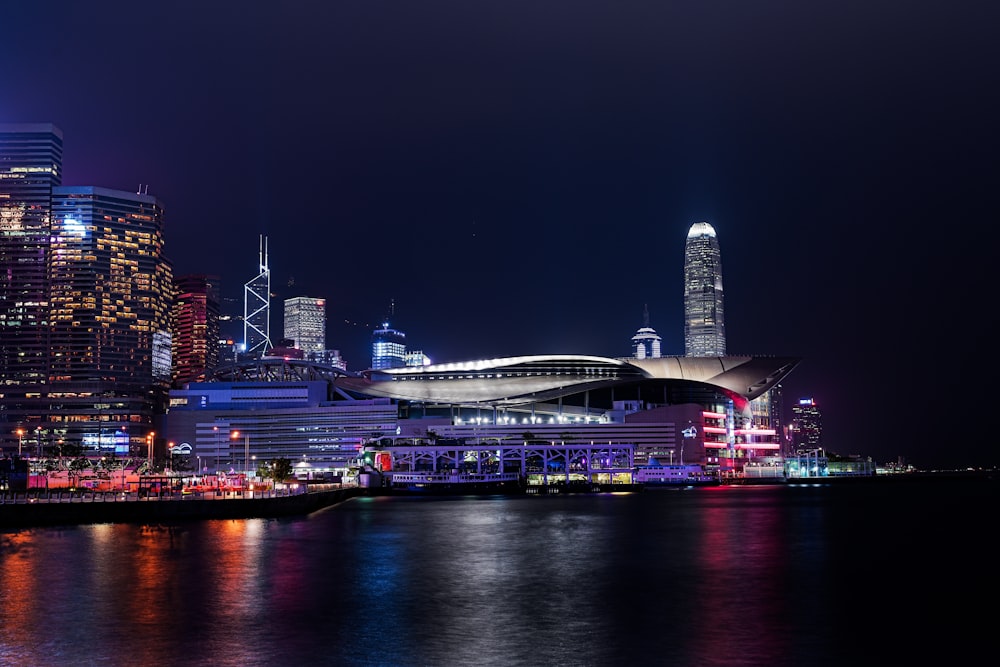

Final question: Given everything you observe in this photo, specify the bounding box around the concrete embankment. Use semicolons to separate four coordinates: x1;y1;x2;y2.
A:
0;487;367;529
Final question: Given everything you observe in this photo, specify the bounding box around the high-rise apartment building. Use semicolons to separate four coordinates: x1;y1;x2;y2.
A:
683;221;726;357
0;123;63;385
631;304;662;359
172;275;220;385
283;297;326;355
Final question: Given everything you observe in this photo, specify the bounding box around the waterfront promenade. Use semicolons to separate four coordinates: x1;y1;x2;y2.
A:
0;484;365;528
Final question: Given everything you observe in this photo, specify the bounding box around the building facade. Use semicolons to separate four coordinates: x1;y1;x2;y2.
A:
0;123;63;386
371;321;406;370
172;274;220;386
683;221;726;357
283;296;326;355
1;184;173;456
162;354;799;479
790;397;823;450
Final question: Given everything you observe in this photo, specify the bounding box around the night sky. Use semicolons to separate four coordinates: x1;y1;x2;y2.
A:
3;1;997;470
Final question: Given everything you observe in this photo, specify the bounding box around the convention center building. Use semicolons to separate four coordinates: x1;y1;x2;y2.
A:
163;354;799;481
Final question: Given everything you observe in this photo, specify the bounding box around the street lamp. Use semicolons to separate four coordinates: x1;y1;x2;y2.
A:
213;425;220;473
231;430;249;475
168;441;175;472
16;429;24;457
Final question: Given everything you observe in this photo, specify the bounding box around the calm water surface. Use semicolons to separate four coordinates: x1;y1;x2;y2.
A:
1;476;995;666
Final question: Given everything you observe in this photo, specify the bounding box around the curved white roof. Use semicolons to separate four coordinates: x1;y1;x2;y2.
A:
338;353;799;405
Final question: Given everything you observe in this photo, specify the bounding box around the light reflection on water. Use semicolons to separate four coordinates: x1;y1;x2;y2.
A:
0;479;994;666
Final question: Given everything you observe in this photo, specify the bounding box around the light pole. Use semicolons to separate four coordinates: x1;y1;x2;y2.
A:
146;431;155;471
213;425;220;474
231;430;249;476
16;429;24;457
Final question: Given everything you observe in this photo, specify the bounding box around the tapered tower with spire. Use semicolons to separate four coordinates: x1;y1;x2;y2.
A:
683;222;726;357
243;235;272;358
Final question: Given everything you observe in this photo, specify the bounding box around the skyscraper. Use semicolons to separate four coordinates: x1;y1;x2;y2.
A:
0;185;174;455
631;304;662;359
371;300;407;370
0;123;63;385
790;398;823;451
372;320;406;370
243;235;271;358
683;221;726;357
172;274;221;385
48;185;173;381
283;297;326;355
371;321;407;370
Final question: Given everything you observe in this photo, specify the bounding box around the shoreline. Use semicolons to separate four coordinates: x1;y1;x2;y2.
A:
0;487;368;529
2;470;993;529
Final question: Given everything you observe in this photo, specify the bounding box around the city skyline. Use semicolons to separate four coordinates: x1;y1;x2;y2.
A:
1;2;997;471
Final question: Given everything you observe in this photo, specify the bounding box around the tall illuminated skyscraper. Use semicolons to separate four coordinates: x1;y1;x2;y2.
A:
371;320;407;370
683;221;726;357
283;297;326;355
0;123;63;384
0;185;174;455
48;186;174;383
790;398;823;451
172;274;221;385
243;235;271;358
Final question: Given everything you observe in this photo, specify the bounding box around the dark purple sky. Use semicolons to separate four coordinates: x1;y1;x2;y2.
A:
3;1;998;470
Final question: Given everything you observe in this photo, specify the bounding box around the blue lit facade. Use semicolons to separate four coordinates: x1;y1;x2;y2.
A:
371;321;406;370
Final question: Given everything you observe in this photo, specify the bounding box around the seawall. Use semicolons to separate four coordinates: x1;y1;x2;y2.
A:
0;487;367;529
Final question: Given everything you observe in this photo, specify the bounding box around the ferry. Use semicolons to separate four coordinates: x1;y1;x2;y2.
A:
384;471;524;494
634;464;718;487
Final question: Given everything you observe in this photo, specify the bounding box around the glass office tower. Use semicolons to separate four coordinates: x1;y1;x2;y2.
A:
45;186;174;453
371;321;407;370
683;221;726;357
172;275;221;385
0;123;63;384
284;297;326;355
790;398;823;451
48;186;173;383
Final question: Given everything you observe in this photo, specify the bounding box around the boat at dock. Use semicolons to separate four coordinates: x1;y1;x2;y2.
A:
384;471;524;494
633;464;719;487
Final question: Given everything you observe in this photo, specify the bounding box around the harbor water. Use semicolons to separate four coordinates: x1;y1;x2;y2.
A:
1;474;995;666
